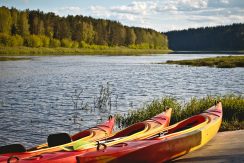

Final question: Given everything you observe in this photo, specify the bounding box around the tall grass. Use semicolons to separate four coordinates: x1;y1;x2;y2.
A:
115;95;244;131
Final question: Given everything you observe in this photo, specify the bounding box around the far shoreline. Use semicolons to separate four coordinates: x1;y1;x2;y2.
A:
163;55;244;68
0;47;172;56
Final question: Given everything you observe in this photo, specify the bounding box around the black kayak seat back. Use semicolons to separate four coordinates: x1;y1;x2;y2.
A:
47;133;72;147
0;144;26;154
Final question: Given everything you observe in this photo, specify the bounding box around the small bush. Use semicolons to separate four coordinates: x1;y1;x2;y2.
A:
39;35;50;47
50;38;61;47
0;34;24;47
10;35;24;46
72;41;79;48
25;35;42;47
0;33;10;46
80;41;88;48
61;38;73;48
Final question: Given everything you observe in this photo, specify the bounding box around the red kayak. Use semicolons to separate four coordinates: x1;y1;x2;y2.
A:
76;102;222;163
0;116;115;163
12;109;172;163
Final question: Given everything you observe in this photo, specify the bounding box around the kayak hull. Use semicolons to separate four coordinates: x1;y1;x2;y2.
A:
0;116;115;162
15;109;172;163
77;102;222;163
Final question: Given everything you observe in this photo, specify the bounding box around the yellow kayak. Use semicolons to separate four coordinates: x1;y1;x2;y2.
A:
74;108;172;150
77;101;222;163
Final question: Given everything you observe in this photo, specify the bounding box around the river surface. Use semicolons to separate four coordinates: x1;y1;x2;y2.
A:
0;54;243;147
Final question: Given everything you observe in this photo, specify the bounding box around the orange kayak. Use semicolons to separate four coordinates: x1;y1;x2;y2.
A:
0;116;115;162
77;102;222;163
14;108;172;163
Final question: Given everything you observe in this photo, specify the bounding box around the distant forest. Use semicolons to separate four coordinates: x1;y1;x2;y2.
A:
165;24;244;51
0;6;168;49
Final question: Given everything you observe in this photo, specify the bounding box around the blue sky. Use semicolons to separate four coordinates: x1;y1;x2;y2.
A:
1;0;244;32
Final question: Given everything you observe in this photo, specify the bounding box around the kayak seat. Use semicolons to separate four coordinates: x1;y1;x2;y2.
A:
48;133;72;147
0;144;26;154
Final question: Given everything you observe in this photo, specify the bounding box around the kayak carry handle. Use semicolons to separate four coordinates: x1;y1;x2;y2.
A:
7;155;19;163
165;106;169;111
96;141;107;151
215;100;221;105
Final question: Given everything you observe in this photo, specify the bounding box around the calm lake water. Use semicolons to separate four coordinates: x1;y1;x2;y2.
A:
0;54;243;147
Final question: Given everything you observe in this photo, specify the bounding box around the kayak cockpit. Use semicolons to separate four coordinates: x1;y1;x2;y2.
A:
71;130;92;141
109;122;146;139
168;115;207;134
149;115;208;139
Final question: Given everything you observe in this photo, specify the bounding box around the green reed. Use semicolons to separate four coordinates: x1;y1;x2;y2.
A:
165;56;244;68
115;95;244;131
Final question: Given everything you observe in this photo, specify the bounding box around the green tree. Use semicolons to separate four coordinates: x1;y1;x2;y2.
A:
0;7;12;34
17;11;30;36
10;8;18;35
60;19;71;39
25;35;42;47
0;33;10;46
39;35;50;47
50;38;61;47
94;20;108;45
126;28;136;45
61;38;73;48
81;22;95;44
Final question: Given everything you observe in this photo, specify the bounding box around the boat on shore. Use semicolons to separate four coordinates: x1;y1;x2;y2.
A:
0;116;115;162
77;101;222;163
12;108;172;163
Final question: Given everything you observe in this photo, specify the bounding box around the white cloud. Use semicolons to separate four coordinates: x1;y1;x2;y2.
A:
52;0;244;32
111;1;149;15
90;5;111;18
53;6;83;16
220;0;229;4
177;0;208;10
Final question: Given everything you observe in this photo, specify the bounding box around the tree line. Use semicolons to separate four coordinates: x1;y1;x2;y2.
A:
165;23;244;51
0;6;168;49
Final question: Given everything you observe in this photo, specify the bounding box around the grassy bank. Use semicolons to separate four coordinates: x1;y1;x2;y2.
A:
0;57;31;61
165;56;244;68
115;95;244;131
0;47;171;56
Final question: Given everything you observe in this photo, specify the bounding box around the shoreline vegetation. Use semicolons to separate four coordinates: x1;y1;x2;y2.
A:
0;46;171;56
0;6;169;56
0;56;31;61
115;95;244;132
164;56;244;68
